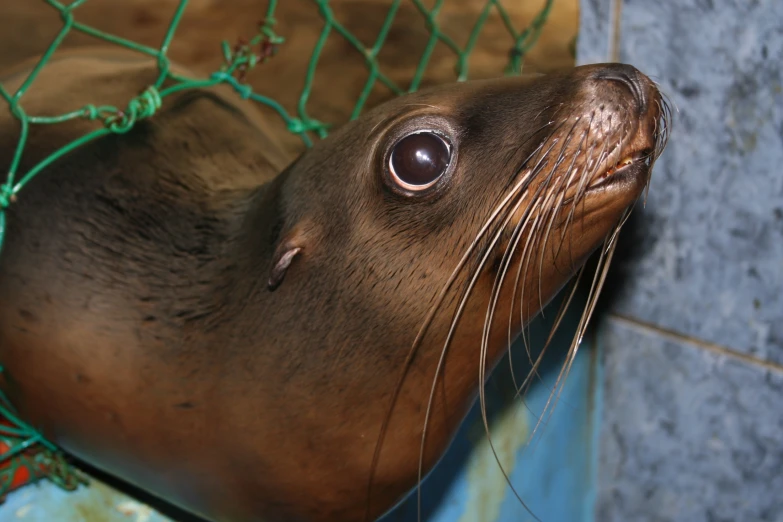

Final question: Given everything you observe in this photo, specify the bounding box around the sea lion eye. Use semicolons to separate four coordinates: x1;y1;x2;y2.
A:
388;131;451;191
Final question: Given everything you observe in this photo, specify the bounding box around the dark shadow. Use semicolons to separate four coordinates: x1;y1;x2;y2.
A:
582;209;648;338
67;458;208;522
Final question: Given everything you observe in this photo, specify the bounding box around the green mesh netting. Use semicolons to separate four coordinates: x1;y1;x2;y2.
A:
0;0;553;497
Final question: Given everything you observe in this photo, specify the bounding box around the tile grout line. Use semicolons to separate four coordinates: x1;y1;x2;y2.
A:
583;326;605;522
607;313;783;374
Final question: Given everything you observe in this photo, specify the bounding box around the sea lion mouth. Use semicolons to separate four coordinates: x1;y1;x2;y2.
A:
481;76;672;276
585;110;660;193
554;94;669;210
588;146;653;190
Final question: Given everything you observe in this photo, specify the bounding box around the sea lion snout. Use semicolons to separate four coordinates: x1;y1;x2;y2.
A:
573;62;660;121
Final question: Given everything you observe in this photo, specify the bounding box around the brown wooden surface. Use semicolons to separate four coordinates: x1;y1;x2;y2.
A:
0;0;577;154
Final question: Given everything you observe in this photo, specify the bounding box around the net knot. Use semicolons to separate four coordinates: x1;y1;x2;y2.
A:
105;86;162;134
210;72;253;99
0;185;15;210
81;105;99;120
286;118;329;136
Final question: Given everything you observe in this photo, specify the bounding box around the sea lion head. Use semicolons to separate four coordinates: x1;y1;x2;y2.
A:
259;62;670;520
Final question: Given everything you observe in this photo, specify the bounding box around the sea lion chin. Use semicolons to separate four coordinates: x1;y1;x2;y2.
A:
0;50;669;522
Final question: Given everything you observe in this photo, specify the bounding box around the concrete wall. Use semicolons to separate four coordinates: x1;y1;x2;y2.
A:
579;1;783;521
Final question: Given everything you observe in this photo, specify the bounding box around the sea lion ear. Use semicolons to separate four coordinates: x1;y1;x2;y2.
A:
268;243;301;291
267;224;314;292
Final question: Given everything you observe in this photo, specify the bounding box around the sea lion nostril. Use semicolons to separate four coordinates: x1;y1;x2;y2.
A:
595;65;648;111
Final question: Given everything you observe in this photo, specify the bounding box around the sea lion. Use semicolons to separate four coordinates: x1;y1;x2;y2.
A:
0;48;669;522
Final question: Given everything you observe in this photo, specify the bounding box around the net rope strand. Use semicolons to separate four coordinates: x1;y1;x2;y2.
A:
0;0;552;497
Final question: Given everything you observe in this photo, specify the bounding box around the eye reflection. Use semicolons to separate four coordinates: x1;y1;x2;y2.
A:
389;131;451;190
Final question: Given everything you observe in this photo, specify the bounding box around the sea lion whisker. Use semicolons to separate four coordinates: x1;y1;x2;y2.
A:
651;94;673;161
504;114;569;179
576;121;615;201
641;100;670;205
532;96;671;431
408;165;545;519
515;221;542;371
417;150;565;519
535;193;564;306
519;123;563;181
490;161;556;400
511;209;557;397
402;103;440;110
477;367;541;521
501;265;588;460
570;112;607;202
512;266;587;403
515;208;564;402
482;181;552;399
498;170;555;394
531;104;555;122
506;205;546;396
528;231;619;445
512;194;550;368
366;172;532;522
542;103;571;130
528;123;642;438
537;122;593;279
528;119;628;406
569;121;627;226
559;114;593;203
605;206;636;249
656;85;679;123
527;119;584;315
415;190;529;522
566;234;620;375
494;118;565;209
498;125;555;193
509;299;582;455
534;191;567;315
555;135;595;262
563;133;612;240
476;200;549;522
516;118;571;182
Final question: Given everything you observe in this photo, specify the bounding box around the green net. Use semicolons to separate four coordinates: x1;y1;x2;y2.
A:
0;0;553;499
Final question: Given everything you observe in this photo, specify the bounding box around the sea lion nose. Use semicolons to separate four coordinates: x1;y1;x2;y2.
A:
594;64;649;113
